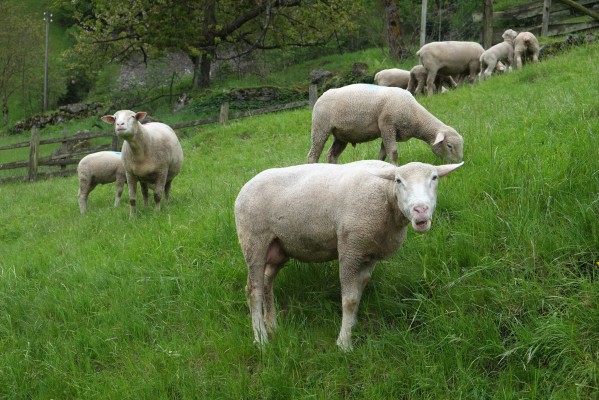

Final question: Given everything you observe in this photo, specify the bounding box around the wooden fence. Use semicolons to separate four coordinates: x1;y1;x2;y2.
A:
473;0;599;42
0;99;310;184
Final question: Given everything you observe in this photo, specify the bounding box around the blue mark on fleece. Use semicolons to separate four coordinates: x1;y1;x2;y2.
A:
112;152;122;156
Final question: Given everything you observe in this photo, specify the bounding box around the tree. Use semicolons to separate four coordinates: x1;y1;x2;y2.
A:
381;0;409;59
0;3;44;125
60;0;364;89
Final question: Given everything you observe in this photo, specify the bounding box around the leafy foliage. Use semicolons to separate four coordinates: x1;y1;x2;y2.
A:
57;0;365;89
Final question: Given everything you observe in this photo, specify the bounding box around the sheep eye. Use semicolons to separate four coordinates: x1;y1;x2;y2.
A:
395;178;402;184
432;175;438;181
447;143;453;149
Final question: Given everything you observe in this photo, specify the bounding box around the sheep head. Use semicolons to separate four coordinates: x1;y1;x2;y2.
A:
431;128;464;163
372;161;464;233
503;29;518;44
101;110;147;140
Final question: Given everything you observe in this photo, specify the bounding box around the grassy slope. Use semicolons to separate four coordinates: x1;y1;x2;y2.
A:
0;43;598;399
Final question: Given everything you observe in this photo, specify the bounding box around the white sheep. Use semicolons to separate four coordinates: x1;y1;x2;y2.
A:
307;84;464;165
514;31;540;69
406;64;457;95
77;151;126;214
101;110;184;217
235;159;464;351
479;29;518;79
374;68;411;89
417;41;485;95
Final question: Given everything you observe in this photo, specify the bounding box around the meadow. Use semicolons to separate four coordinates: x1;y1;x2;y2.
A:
0;42;597;399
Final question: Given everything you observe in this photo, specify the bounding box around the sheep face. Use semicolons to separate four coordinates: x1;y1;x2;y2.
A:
502;29;517;43
375;162;463;234
101;110;147;139
431;128;464;162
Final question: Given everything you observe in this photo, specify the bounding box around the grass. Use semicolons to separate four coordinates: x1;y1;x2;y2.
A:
0;42;598;399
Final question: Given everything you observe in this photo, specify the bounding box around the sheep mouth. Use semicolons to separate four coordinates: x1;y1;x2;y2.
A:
412;218;431;233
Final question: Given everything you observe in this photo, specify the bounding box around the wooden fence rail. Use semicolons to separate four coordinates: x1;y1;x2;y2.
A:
0;99;310;184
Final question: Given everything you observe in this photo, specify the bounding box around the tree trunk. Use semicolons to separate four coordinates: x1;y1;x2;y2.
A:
192;0;217;89
2;94;8;126
382;0;409;59
483;0;494;49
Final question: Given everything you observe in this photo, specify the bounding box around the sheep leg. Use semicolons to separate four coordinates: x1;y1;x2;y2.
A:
263;263;283;334
326;138;348;164
164;180;172;204
244;248;270;346
468;61;480;83
114;176;126;207
151;174;169;211
481;61;495;80
307;126;330;163
380;128;399;165
263;240;287;334
126;172;138;217
415;77;425;95
140;182;149;207
425;69;438;96
78;181;96;214
377;142;387;161
336;257;377;351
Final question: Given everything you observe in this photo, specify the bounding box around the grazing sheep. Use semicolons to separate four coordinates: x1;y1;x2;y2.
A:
235;159;464;351
479;29;518;79
406;64;457;95
77;151;126;214
417;41;485;95
101;110;183;217
307;84;464;165
374;68;411;88
514;31;540;69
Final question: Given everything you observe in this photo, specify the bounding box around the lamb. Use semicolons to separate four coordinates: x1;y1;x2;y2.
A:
417;41;485;95
101;110;184;217
77;151;126;214
479;29;518;79
235;159;464;351
514;31;540;69
307;84;464;165
406;64;457;95
374;68;411;89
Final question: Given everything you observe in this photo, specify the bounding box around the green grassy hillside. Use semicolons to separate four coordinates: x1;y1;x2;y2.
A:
0;42;597;399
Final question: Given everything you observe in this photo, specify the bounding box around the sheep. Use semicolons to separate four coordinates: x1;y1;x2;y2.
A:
406;64;457;95
479;29;518;79
416;41;485;95
514;31;540;69
307;84;464;165
235;159;464;351
77;151;126;214
101;110;184;217
374;68;411;89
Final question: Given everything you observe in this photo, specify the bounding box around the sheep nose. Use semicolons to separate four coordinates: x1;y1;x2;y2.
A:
413;205;429;215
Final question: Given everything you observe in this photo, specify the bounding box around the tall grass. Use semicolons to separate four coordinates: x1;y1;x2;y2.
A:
0;42;598;399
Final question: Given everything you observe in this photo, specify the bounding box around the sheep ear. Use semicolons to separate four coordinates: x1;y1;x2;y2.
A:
368;170;396;181
433;132;445;145
135;112;147;122
436;162;464;178
101;115;115;125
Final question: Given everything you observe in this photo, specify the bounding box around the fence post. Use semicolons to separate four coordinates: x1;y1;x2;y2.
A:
61;127;68;171
219;102;229;125
111;133;119;151
309;84;318;109
542;0;552;37
28;126;40;181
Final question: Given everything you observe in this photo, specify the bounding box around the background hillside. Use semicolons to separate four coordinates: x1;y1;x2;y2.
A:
0;31;597;400
0;0;538;130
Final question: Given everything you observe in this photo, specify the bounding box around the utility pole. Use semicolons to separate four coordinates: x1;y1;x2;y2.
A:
43;11;52;113
420;0;427;47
